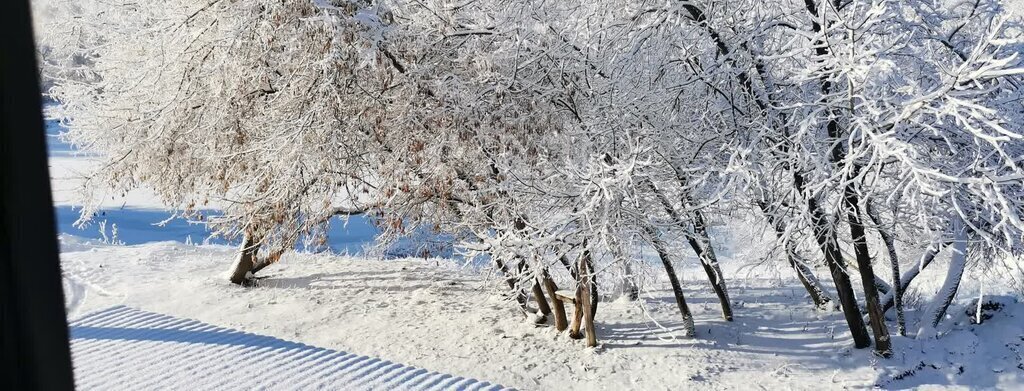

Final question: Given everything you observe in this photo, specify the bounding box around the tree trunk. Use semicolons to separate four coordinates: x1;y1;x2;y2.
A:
880;241;950;313
642;178;730;320
580;247;598;318
541;271;568;331
759;202;836;309
559;254;579;280
494;258;528;313
617;256;640;301
531;278;552;316
919;222;969;336
865;202;906;335
579;251;598;347
800;0;872;350
646;225;696;337
569;290;585;340
228;232;258;286
688;210;733;321
796;171;872;348
790;254;836;309
844;186;892;357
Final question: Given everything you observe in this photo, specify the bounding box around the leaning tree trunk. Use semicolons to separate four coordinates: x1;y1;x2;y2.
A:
796;171;872;348
880;241;950;313
494;257;529;314
228;232;258;285
579;250;598;347
642;178;731;321
531;278;552;317
865;201;906;335
789;254;837;309
919;222;969;337
687;209;733;321
540;269;568;331
844;184;892;357
645;225;696;337
759;202;836;309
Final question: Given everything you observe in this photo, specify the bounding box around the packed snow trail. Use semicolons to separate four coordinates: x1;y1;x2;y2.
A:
69;306;511;390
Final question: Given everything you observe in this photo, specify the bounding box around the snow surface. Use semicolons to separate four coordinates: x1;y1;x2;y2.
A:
70;305;510;390
58;236;1024;390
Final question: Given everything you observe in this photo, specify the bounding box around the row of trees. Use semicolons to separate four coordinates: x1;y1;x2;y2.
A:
37;0;1024;356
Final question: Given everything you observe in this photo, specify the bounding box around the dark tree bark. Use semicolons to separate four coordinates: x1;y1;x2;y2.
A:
645;224;696;337
880;241;949;313
865;201;906;335
582;247;598;322
795;171;872;348
531;277;552;316
796;0;874;350
759;201;836;309
494;258;529;313
686;209;733;321
790;254;836;310
844;184;892;357
641;178;732;321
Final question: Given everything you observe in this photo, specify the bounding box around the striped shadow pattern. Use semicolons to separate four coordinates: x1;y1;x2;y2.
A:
69;306;511;390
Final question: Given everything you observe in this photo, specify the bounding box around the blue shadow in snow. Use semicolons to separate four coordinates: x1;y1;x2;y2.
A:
69;306;508;390
55;206;453;258
57;206;379;255
72;325;313;351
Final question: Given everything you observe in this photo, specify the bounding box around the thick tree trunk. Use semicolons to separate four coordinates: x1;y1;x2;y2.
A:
919;222;969;336
531;278;552;316
865;202;906;335
228;233;258;286
541;271;568;331
579;251;598;347
796;172;872;348
844;186;892;357
646;225;696;337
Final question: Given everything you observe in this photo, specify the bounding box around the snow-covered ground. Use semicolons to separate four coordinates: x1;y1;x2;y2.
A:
58;235;1024;390
70;306;512;390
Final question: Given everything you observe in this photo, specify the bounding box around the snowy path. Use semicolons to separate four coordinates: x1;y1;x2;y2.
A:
70;305;511;390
